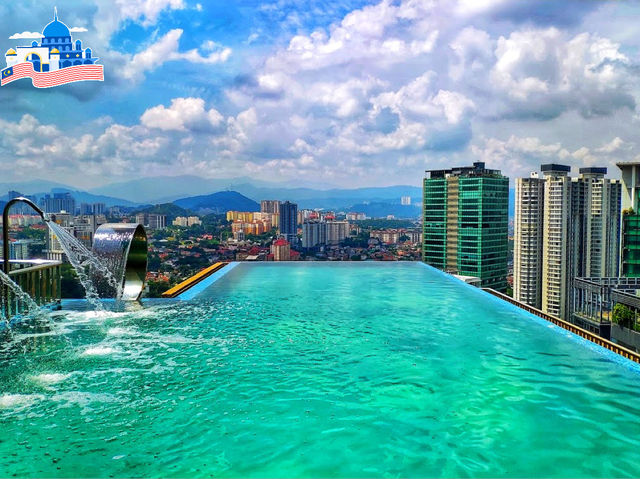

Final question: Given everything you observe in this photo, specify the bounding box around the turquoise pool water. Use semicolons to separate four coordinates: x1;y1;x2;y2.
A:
1;262;640;477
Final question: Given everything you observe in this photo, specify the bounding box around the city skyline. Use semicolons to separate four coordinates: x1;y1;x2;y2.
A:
0;1;639;190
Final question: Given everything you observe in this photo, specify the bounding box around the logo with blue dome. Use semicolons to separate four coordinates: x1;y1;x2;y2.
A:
1;8;103;88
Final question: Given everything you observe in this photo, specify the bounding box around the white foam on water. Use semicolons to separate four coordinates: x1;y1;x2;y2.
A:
82;346;118;356
52;391;117;406
30;373;71;386
107;327;134;336
0;393;44;409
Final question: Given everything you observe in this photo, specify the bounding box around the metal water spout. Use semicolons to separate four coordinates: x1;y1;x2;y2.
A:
2;197;49;276
92;223;148;301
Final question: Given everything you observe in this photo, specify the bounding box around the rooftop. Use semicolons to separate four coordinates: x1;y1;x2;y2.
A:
541;163;571;173
425;161;504;179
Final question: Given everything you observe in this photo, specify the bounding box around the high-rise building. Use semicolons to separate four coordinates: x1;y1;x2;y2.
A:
253;212;278;229
326;220;350;245
41;192;75;214
79;203;93;215
514;165;621;319
135;213;146;227
573;168;621;278
7;191;38;215
618;162;640;276
73;214;106;249
45;214;72;261
271;238;291;261
302;221;327;249
401;196;411;205
540;164;573;317
261;200;280;215
227;211;254;222
298;209;315;224
148;214;166;230
173;217;189;227
279;201;298;244
135;213;166;230
514;173;545;309
0;240;31;260
93;203;106;215
423;162;509;291
346;212;367;221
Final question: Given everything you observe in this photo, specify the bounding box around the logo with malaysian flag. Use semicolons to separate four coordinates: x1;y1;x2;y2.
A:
1;7;103;88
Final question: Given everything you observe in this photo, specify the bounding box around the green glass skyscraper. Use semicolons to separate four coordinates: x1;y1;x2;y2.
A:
423;162;509;291
618;162;640;276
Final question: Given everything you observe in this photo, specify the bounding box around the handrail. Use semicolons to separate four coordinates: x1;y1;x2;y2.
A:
8;261;62;276
484;288;640;364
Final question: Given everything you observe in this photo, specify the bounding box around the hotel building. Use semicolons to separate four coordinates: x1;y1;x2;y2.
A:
423;161;509;291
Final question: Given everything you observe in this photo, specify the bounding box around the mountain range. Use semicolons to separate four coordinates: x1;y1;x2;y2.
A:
0;181;138;207
0;176;517;218
174;191;260;214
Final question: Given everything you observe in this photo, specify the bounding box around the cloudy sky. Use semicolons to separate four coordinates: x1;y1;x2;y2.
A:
1;0;639;189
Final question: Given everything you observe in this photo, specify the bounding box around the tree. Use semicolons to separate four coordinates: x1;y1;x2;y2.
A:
145;280;171;298
612;303;635;329
60;263;84;299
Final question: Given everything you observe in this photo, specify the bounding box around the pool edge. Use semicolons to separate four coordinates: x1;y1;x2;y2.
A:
176;262;240;300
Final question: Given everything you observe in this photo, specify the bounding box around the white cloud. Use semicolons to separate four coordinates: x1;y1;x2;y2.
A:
140;97;224;131
449;27;493;81
4;0;640;189
9;31;42;39
596;137;633;154
372;73;474;124
490;28;633;117
265;0;438;73
470;134;640;181
90;0;187;49
122;29;231;81
114;0;186;26
69;27;88;33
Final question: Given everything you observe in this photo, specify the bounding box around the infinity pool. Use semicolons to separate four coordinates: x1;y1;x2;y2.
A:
1;262;639;477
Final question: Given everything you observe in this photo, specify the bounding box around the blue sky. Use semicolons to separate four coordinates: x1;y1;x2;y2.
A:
0;0;639;190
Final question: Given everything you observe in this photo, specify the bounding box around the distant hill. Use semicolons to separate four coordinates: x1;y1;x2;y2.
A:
49;188;139;207
89;176;313;204
0;186;139;208
173;191;259;214
0;179;74;195
88;175;422;205
229;184;422;210
132;203;192;221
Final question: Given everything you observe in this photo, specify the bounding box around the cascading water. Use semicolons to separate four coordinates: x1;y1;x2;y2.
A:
46;222;123;310
0;269;41;322
2;197;146;324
